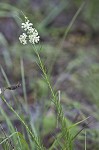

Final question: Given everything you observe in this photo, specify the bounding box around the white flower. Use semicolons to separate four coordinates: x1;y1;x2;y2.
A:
19;33;27;45
19;18;40;45
27;27;35;34
29;29;40;44
22;20;33;31
0;89;2;94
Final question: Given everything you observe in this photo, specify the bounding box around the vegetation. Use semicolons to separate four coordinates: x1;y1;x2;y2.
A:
0;0;99;149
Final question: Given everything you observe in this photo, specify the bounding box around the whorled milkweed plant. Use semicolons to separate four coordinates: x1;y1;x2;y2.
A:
19;16;73;150
0;15;88;150
0;1;88;150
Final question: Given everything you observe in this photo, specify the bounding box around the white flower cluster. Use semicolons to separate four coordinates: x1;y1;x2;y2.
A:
19;18;40;45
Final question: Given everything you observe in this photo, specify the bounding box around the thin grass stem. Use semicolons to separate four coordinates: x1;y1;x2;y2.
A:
0;95;45;150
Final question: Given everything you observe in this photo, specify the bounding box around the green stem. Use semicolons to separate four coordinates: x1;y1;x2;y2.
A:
0;95;45;150
33;46;55;99
33;46;72;149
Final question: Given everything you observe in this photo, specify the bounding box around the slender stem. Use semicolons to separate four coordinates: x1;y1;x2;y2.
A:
60;1;86;48
0;95;45;150
33;46;55;100
20;58;28;112
33;46;72;149
85;130;86;150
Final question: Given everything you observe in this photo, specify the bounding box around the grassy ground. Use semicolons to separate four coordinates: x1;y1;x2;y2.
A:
0;0;99;149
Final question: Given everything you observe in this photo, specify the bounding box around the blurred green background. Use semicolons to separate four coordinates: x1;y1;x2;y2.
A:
0;0;99;149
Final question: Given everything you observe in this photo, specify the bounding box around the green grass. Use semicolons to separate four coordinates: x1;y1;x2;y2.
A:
0;1;99;150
